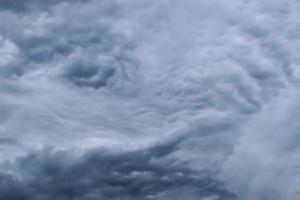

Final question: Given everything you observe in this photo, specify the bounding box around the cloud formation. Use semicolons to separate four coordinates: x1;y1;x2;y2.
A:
0;0;300;199
0;138;237;200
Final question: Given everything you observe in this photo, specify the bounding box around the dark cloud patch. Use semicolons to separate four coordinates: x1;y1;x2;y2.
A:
14;23;118;65
0;173;27;200
0;138;236;200
0;0;87;13
22;39;73;64
0;137;18;146
64;62;116;89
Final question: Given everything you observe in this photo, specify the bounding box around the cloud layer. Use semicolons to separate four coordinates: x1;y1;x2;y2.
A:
0;138;237;200
0;0;300;199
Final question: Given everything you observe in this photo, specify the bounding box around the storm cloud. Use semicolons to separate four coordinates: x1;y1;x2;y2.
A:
1;0;300;199
0;137;236;200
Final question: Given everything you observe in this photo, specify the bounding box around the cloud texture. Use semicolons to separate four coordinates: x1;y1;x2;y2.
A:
1;0;300;199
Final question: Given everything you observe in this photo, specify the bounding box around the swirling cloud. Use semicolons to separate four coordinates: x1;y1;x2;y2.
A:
0;0;299;199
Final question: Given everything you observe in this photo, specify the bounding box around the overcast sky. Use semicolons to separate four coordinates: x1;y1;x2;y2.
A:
0;0;300;199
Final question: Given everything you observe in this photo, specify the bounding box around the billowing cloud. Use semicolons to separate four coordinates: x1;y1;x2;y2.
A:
0;0;300;199
0;137;236;200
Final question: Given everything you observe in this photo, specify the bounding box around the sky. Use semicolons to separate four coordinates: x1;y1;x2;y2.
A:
0;0;300;199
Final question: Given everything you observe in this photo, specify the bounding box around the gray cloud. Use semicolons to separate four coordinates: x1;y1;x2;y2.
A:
0;137;18;146
221;89;300;200
0;0;87;13
0;138;236;200
0;0;300;199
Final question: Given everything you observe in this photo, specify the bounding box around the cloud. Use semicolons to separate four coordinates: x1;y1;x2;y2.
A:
0;0;300;199
0;138;236;200
0;137;18;146
220;88;300;200
0;0;87;13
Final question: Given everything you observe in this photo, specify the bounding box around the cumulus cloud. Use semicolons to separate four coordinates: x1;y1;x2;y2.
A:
0;0;300;199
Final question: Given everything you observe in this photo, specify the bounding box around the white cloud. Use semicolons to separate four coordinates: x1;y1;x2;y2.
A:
221;87;300;200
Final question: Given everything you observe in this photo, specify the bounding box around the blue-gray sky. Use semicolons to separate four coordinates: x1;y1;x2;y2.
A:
0;0;300;199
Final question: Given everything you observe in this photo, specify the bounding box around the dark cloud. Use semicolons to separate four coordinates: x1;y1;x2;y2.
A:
64;62;116;89
0;0;87;13
0;137;18;146
0;138;236;200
